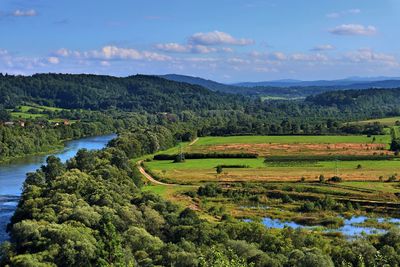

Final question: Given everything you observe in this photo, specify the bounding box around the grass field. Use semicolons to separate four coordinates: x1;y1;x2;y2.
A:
143;135;400;225
145;158;400;183
17;105;65;112
10;112;47;119
8;104;74;121
192;135;389;146
185;135;391;156
351;117;400;126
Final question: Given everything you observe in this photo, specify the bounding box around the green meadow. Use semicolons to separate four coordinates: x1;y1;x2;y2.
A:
193;135;390;146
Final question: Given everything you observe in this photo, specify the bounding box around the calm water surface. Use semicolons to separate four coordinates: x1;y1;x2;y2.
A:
0;134;116;243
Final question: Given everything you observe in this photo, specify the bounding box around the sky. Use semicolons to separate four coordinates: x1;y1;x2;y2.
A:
0;0;399;82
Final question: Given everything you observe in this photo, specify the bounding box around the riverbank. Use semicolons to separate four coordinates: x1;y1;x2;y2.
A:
0;144;65;164
0;132;116;164
0;134;116;244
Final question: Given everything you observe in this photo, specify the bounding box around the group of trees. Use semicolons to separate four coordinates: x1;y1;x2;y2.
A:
2;132;400;266
0;117;115;162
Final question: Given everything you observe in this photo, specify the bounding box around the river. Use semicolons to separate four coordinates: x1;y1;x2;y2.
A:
0;134;116;243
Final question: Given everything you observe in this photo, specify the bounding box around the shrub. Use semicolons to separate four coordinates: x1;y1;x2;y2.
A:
319;175;325;183
387;175;397;182
173;154;185;163
300;202;316;212
198;183;222;197
282;194;293;203
329;176;343;183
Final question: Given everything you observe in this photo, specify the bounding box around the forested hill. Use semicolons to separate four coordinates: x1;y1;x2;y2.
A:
160;74;239;93
161;74;400;98
306;88;400;111
0;74;250;113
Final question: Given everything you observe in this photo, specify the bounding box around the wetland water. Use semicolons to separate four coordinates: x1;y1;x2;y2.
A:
260;216;400;237
0;134;116;243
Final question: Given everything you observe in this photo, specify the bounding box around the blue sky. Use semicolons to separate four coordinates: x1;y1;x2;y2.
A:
0;0;399;82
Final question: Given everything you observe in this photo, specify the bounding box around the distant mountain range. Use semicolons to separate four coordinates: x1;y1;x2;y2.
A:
234;77;400;87
159;74;400;99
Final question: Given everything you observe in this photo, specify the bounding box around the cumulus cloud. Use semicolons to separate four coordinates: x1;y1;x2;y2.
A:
12;9;37;17
156;43;235;54
156;43;189;53
47;57;60;64
291;53;328;62
326;9;361;18
55;46;172;62
344;48;398;66
268;52;287;61
189;31;254;46
330;24;377;36
311;44;335;51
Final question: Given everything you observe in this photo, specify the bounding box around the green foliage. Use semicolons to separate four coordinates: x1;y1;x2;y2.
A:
329;176;344;183
198;183;222;197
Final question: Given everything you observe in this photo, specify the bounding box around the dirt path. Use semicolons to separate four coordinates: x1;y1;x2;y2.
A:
189;137;199;146
137;160;175;186
136;160;201;212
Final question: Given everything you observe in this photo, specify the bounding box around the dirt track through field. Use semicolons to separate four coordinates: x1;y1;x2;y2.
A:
189;138;199;146
137;160;176;186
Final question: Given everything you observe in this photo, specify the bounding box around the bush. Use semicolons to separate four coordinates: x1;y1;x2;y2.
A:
173;154;185;163
198;183;222;197
319;175;325;183
387;175;397;182
300;202;316;212
282;194;293;203
329;176;343;183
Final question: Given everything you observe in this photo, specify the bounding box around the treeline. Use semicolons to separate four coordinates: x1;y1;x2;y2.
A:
0;121;113;162
3;132;400;266
154;153;258;160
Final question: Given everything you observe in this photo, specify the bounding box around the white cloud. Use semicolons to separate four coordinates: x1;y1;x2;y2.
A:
189;31;254;46
344;48;398;66
156;43;189;53
47;57;60;64
330;24;377;36
100;61;110;66
0;49;8;56
191;45;217;54
12;9;37;17
156;43;232;54
221;47;234;53
269;52;287;61
291;53;328;62
327;9;361;18
312;44;335;51
55;46;172;62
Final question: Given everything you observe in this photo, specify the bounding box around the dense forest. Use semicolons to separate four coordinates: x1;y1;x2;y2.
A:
2;130;400;266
